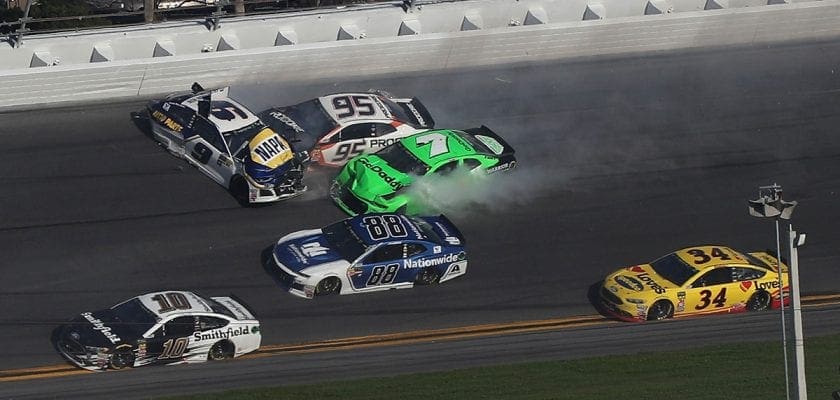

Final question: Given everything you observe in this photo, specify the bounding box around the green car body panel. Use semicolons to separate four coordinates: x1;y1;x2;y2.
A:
330;127;516;215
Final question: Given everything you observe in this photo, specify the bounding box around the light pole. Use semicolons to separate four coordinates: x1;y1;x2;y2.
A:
748;183;805;400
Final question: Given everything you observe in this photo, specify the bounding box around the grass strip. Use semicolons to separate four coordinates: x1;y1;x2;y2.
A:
167;334;840;400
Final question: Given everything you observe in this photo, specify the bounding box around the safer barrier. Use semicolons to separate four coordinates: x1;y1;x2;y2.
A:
1;0;839;109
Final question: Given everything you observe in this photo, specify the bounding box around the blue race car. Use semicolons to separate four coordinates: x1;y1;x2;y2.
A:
269;213;467;299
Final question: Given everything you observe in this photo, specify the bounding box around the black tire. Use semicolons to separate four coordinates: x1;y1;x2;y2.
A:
229;176;250;206
747;290;772;312
110;346;135;370
647;300;674;321
415;266;440;285
315;277;341;296
208;340;235;361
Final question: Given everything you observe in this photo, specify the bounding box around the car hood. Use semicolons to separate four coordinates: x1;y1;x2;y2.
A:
343;156;413;202
274;231;347;274
603;264;678;298
60;310;135;348
244;129;295;186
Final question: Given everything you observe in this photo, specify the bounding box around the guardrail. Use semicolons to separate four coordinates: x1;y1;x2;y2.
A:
1;0;839;110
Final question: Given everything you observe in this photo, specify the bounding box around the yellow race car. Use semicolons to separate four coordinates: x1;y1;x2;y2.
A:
598;245;790;321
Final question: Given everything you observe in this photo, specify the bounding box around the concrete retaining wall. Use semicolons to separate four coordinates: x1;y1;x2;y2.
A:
1;0;839;109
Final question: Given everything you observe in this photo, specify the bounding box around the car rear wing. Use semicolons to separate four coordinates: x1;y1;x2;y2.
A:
463;125;515;157
405;97;435;128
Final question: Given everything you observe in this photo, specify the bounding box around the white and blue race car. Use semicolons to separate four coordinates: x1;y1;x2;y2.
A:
146;83;308;205
269;213;467;299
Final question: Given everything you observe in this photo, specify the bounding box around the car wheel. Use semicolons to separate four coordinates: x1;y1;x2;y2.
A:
208;340;235;361
747;290;772;311
647;300;674;321
315;277;341;296
110;347;135;370
230;176;250;206
415;266;440;286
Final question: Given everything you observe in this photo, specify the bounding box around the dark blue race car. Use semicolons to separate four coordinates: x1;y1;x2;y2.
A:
268;213;467;298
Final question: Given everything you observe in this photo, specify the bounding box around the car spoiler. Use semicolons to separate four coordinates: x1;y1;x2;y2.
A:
407;97;435;128
463;125;515;157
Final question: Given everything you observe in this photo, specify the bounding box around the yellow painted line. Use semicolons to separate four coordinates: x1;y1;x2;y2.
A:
3;293;838;382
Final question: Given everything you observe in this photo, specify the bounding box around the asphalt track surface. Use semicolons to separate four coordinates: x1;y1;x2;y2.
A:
2;38;840;398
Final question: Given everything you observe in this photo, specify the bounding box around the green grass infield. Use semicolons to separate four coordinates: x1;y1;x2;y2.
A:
167;333;840;400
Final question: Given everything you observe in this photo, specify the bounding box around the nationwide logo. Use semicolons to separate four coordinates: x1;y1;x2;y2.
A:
614;275;643;292
82;312;121;344
358;158;404;190
403;252;465;269
193;325;253;342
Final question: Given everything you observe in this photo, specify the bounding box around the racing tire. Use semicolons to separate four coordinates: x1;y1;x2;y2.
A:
647;300;674;321
208;340;235;361
110;347;135;370
746;290;772;312
315;277;341;296
230;176;250;206
415;266;440;286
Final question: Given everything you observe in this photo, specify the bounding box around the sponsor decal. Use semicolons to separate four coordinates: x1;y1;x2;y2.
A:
433;246;442;254
629;265;646;273
304;285;315;298
152;110;183;133
82;312;121;344
219;298;249;319
347;266;363;277
755;280;781;290
487;160;515;173
739;281;753;292
249;129;293;168
677;291;686;312
217;154;233;168
192;326;252;342
267;111;306;134
404;103;426;126
357;158;404;190
474;135;504;155
287;244;306;263
137;341;147;359
614;275;643;292
404;252;465;269
369;138;399;148
300;242;329;258
636;273;667;294
372;96;393;119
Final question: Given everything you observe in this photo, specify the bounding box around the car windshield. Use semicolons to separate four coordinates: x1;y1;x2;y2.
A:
410;217;442;244
649;253;699;286
204;297;236;319
375;142;429;175
225;120;266;154
322;220;368;261
111;298;159;337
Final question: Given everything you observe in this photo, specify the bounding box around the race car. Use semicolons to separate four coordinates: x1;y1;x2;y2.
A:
330;127;516;216
598;245;790;322
54;291;261;371
146;83;308;204
258;90;434;167
269;213;467;299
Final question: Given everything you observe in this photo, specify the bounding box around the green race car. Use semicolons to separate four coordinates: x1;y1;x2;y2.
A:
330;126;516;215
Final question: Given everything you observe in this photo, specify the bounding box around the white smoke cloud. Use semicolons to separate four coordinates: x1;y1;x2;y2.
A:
401;164;569;217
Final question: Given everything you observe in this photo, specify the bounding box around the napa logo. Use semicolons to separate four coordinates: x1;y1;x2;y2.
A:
249;129;293;168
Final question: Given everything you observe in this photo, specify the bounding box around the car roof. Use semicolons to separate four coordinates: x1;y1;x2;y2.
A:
400;129;483;166
318;93;399;123
348;213;431;245
134;291;216;319
180;87;261;134
671;245;758;270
